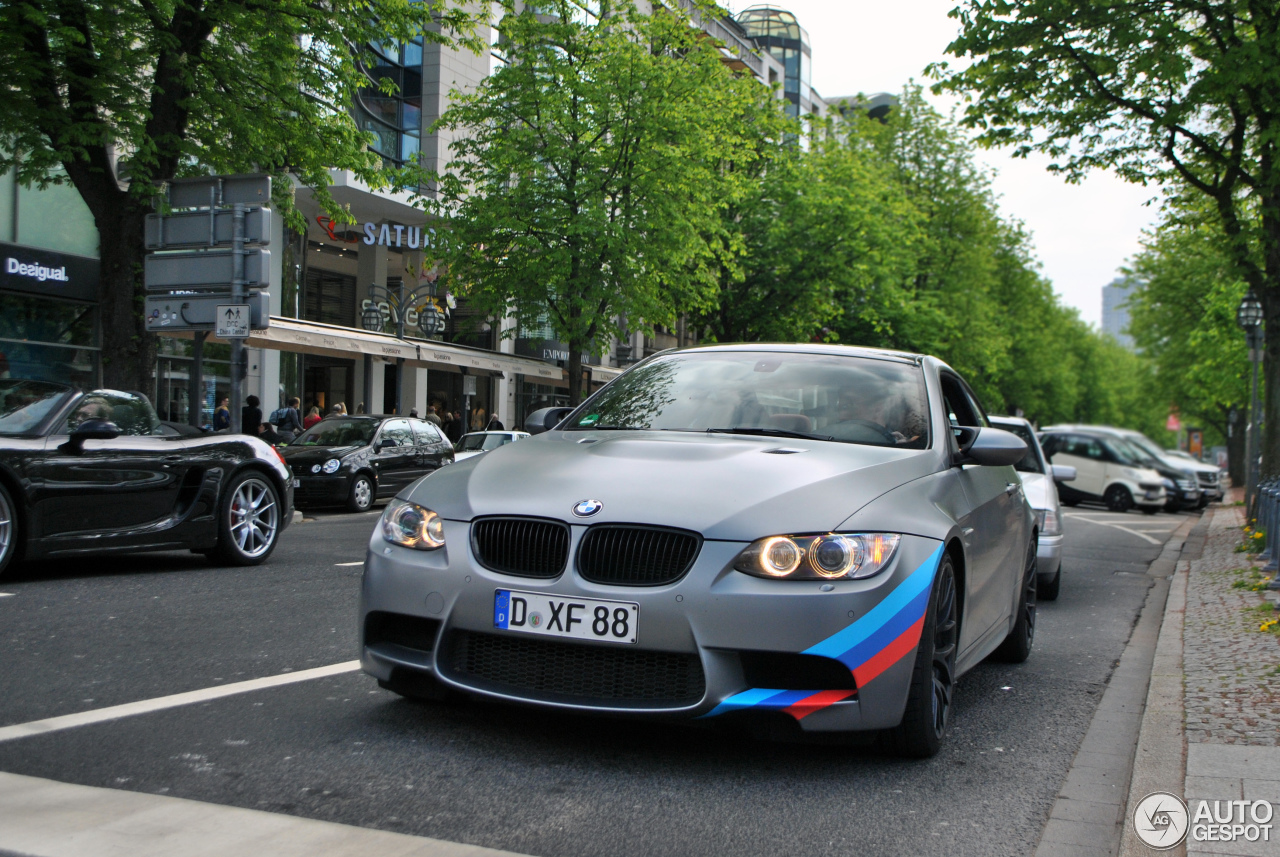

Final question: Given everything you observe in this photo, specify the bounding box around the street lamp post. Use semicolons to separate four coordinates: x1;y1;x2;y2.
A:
1236;290;1265;513
361;281;447;414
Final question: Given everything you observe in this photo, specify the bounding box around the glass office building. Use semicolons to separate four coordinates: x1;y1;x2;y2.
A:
737;5;815;119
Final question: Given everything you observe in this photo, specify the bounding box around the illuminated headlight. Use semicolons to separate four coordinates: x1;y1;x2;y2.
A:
1036;508;1062;537
380;499;445;550
735;533;900;581
322;458;341;474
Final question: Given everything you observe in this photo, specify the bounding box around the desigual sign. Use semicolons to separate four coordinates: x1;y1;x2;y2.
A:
0;241;98;302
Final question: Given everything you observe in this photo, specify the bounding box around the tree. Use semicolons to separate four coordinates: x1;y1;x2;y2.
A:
1127;196;1252;480
0;0;478;396
424;0;749;404
935;1;1280;476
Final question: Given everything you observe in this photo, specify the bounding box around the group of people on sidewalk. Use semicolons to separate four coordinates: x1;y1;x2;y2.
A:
210;396;506;444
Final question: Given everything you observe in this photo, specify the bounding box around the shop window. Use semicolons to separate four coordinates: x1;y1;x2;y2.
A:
304;268;357;327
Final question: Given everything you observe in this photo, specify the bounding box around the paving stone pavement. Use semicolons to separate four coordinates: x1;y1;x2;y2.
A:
1183;505;1280;747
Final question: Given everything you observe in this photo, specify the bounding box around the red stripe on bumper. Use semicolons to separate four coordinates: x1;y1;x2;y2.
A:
852;614;926;688
783;689;857;721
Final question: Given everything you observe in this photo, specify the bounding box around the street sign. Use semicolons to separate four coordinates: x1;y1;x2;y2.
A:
1166;414;1182;432
167;175;272;209
144;248;270;290
145;208;271;250
216;305;251;339
145;291;270;332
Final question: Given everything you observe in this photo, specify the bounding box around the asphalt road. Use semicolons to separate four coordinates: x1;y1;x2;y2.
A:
0;501;1195;857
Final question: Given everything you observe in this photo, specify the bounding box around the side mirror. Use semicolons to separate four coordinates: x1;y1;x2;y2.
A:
954;426;1026;467
376;438;394;451
1051;464;1077;482
525;407;574;436
58;419;122;454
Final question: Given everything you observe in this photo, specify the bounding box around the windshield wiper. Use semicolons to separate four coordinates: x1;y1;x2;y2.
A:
705;426;834;442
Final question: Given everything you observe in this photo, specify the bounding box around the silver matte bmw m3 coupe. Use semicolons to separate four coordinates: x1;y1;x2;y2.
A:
359;344;1037;757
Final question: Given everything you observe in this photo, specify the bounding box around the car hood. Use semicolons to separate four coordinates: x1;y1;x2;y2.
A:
404;430;939;541
1017;471;1057;513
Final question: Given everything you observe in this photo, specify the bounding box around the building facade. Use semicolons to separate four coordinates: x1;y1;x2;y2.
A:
1101;277;1137;350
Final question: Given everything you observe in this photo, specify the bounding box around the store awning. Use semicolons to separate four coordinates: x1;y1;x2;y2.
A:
167;317;566;383
589;363;626;383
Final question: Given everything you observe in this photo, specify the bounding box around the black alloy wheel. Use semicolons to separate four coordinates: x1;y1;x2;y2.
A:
886;554;959;758
1104;484;1134;513
995;545;1037;663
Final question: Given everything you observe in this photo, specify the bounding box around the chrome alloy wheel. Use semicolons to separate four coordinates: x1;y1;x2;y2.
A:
229;477;279;558
353;477;373;509
0;487;13;569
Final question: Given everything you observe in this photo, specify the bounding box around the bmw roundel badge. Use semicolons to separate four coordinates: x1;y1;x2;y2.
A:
572;499;603;517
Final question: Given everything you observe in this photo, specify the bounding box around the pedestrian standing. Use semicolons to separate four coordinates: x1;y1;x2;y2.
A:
425;405;443;427
486;414;505;431
303;406;322;430
331;402;347;416
241;395;263;436
213;396;231;431
446;411;463;443
270;396;304;443
470;407;487;433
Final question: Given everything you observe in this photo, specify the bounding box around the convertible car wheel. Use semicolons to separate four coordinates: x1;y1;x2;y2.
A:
347;474;374;513
0;483;16;578
212;471;281;566
995;546;1037;663
886;554;958;758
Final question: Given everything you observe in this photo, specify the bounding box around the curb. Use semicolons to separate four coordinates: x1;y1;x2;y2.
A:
1034;512;1201;857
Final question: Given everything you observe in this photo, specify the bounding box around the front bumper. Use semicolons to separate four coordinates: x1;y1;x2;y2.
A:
359;523;946;733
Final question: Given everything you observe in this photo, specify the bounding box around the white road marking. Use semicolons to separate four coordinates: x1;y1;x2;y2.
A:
0;593;13;598
1062;513;1168;544
334;561;364;566
0;660;360;744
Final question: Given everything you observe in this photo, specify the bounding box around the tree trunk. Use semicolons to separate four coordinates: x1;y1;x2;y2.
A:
96;203;156;400
1263;291;1278;480
567;342;584;406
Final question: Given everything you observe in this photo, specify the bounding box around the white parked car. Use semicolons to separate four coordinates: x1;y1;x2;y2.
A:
991;416;1074;600
1045;424;1219;507
454;430;530;462
1038;429;1167;514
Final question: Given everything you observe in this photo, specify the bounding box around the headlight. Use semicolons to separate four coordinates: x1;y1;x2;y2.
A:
1161;477;1176;490
322;458;341;474
1036;508;1062;537
380;499;445;550
735;533;900;581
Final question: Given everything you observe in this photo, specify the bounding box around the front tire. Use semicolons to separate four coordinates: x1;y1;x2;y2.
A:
0;483;18;579
995;546;1037;663
885;554;958;758
347;474;375;513
1104;484;1134;513
211;471;282;566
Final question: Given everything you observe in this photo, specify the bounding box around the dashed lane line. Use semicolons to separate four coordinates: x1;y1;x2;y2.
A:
335;561;364;566
0;593;13;598
0;660;361;744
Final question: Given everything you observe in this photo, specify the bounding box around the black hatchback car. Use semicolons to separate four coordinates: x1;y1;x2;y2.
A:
282;415;454;512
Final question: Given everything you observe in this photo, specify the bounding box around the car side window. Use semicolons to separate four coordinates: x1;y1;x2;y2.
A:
380;420;414;448
62;390;161;437
1079;437;1106;461
413;420;444;446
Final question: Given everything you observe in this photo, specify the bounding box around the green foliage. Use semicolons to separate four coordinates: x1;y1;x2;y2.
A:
934;0;1280;474
422;0;750;403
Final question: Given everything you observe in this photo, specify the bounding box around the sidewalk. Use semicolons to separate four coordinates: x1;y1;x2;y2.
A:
1120;495;1280;856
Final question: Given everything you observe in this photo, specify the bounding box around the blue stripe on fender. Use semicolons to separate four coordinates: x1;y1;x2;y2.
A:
834;583;932;671
802;545;943;661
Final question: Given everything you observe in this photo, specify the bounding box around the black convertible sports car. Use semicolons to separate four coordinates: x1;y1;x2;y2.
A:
0;380;293;578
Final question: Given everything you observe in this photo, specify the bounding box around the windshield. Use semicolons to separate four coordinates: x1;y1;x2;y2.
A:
0;380;73;435
997;422;1044;474
565;351;930;449
459;433;510;451
1123;433;1167;460
1107;438;1155;468
291;418;376;447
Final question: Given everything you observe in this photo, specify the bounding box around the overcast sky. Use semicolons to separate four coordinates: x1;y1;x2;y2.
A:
722;0;1164;327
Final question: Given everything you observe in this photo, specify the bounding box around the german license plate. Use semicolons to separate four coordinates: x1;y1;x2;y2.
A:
494;589;637;644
